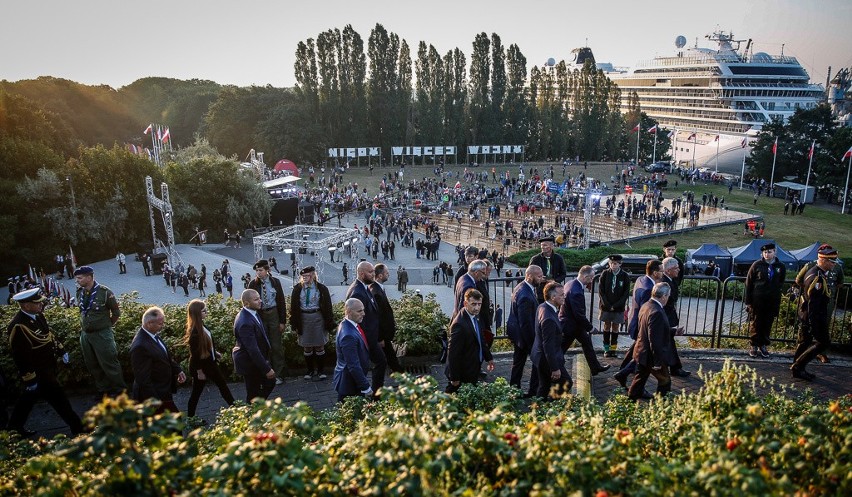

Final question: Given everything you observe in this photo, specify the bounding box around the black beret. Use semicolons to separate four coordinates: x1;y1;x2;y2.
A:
253;260;269;270
539;237;555;243
662;240;677;248
300;266;316;274
760;243;775;251
608;254;623;262
73;266;94;276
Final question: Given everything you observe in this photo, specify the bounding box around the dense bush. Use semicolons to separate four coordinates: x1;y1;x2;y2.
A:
0;362;849;495
0;290;446;397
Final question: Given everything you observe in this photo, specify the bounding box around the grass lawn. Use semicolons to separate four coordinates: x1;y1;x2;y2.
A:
308;160;852;256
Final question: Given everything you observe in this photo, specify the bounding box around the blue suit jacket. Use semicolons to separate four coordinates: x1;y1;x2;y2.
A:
531;303;564;372
453;273;478;317
232;308;271;376
345;280;380;342
627;275;655;339
506;281;538;349
560;278;593;337
129;328;183;402
333;320;371;397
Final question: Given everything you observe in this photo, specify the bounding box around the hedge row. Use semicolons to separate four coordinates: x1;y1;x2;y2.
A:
0;362;848;495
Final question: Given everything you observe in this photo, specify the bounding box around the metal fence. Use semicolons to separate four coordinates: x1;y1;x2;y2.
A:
487;274;851;350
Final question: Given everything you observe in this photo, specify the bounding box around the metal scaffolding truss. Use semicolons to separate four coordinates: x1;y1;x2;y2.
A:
253;225;359;282
145;176;183;268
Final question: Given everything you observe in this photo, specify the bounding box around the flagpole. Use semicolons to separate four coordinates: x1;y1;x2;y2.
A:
691;132;696;169
769;136;778;193
673;130;678;165
652;130;658;164
843;152;851;215
740;155;746;190
715;135;720;173
634;122;640;167
804;140;815;204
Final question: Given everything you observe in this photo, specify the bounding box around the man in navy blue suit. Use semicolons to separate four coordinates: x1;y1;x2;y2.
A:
532;281;570;399
506;265;544;397
345;261;387;394
232;289;276;402
453;260;487;317
561;266;611;375
333;298;373;401
130;306;186;413
615;260;664;388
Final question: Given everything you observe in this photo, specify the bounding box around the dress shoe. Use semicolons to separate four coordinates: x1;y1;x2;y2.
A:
759;346;770;358
591;364;611;375
614;372;628;388
791;367;815;381
816;354;830;364
640;389;654;400
671;368;691;378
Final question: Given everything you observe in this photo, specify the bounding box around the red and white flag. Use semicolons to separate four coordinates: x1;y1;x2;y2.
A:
772;137;778;156
454;181;461;190
647;124;658;134
632;124;640;132
741;137;748;148
162;127;171;143
667;129;675;139
843;145;852;160
143;124;152;135
687;132;696;141
808;140;815;160
714;135;720;142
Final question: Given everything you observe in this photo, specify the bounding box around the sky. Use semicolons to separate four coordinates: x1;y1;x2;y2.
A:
3;0;851;89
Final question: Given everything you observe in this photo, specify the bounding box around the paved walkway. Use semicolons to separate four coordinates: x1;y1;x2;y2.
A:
13;349;851;439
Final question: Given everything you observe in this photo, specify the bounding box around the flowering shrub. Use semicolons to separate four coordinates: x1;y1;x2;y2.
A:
0;362;849;496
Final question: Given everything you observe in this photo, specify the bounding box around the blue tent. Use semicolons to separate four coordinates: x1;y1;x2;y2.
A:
729;239;799;275
790;242;822;267
686;243;733;276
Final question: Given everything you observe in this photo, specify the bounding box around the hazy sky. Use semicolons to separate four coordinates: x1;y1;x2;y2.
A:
3;0;851;88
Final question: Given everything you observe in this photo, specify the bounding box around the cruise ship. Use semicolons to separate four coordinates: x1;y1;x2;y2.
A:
600;31;825;172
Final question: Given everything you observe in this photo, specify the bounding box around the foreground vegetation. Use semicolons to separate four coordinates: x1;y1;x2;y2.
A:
0;362;848;495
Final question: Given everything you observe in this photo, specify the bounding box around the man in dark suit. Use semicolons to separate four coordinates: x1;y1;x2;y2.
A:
453;259;487;317
560;266;611;375
454;246;479;285
130;306;186;413
475;258;494;348
248;259;288;385
507;265;544;397
628;283;678;400
371;264;403;373
445;288;494;393
614;259;664;387
333;298;373;401
661;257;689;377
532;281;571;399
345;261;387;393
232;289;276;402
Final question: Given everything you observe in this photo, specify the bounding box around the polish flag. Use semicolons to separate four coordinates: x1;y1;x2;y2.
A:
741;137;748;148
667;129;675;139
772;137;778;156
687;132;696;141
143;124;153;135
647;125;658;134
843;145;852;160
454;181;461;190
162;127;170;143
632;124;640;132
808;140;815;160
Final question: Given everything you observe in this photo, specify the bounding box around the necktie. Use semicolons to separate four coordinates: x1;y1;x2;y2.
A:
767;266;774;281
356;324;369;349
305;286;311;306
154;335;168;354
471;315;483;362
261;280;268;310
546;258;552;277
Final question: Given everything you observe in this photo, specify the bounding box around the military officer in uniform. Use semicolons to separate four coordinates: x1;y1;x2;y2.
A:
75;265;126;396
791;245;839;381
289;266;335;380
744;243;786;358
6;288;84;436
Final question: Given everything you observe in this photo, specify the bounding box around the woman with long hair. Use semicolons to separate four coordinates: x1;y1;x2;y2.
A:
184;299;234;417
